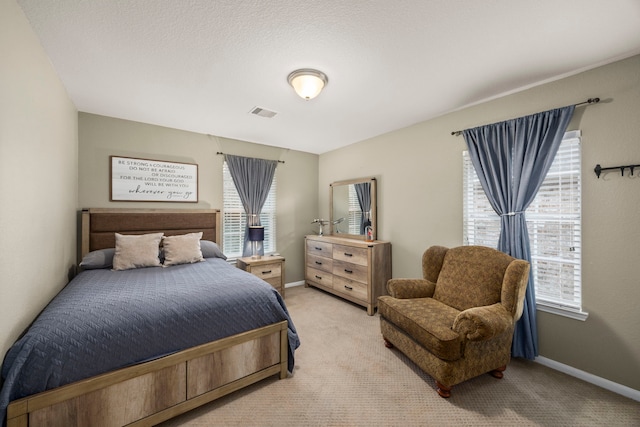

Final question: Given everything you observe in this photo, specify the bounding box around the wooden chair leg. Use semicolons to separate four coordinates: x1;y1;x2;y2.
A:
490;365;507;379
383;338;394;348
436;381;452;398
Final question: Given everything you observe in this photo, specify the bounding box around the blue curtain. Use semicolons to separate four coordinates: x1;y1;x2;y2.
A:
462;106;574;359
225;155;277;257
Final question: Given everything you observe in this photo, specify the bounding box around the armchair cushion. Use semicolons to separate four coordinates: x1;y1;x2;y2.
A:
378;296;462;361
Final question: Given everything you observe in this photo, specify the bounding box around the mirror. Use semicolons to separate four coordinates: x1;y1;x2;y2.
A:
330;177;377;240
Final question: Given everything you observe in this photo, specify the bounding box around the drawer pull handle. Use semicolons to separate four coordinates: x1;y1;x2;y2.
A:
315;247;323;250
315;275;322;280
315;261;322;265
344;253;353;257
344;285;353;291
344;269;353;274
261;270;272;274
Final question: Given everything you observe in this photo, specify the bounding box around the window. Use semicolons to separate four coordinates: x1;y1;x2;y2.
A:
222;162;276;259
463;130;586;320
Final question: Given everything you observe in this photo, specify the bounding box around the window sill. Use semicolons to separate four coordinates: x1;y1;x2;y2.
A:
536;303;589;321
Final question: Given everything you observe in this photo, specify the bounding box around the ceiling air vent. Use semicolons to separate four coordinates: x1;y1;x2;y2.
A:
249;106;277;118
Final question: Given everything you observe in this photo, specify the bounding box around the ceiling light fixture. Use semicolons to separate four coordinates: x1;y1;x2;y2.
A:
287;68;328;100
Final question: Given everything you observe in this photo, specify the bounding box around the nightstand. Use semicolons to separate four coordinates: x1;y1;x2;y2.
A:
237;255;285;297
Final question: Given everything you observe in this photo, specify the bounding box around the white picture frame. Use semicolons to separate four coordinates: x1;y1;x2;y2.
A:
110;156;198;202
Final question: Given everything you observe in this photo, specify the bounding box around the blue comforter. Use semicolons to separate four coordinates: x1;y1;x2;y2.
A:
0;258;299;423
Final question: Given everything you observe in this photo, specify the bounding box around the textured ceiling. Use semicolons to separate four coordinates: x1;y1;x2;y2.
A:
17;0;640;154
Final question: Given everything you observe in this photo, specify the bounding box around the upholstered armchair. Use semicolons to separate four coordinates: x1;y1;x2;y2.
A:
378;245;530;397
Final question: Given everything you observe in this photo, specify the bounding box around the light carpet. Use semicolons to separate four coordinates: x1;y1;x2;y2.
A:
159;285;640;426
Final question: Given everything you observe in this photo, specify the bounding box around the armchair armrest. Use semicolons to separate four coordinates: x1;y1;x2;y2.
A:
452;303;513;341
386;278;436;299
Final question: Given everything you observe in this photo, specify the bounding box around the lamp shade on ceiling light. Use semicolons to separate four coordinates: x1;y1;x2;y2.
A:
287;69;328;100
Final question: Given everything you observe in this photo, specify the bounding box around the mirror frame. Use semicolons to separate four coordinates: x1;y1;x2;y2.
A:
330;177;377;240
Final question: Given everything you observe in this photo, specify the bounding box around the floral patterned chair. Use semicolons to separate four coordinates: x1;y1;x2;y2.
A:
378;245;530;397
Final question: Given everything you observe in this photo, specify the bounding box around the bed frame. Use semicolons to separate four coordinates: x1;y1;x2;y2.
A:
7;208;289;427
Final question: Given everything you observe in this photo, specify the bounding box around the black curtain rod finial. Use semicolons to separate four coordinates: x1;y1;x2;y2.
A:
577;97;600;107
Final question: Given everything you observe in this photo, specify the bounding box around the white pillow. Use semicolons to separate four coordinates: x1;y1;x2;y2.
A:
162;232;204;267
112;232;163;271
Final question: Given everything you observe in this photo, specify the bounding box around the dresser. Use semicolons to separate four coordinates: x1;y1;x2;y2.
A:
305;235;391;315
237;255;285;297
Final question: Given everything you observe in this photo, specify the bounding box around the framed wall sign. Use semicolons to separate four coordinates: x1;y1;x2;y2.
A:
110;156;198;202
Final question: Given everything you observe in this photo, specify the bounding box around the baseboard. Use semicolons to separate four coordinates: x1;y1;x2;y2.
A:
535;356;640;402
285;280;305;288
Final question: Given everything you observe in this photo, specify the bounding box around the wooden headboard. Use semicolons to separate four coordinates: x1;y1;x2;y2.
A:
80;208;221;260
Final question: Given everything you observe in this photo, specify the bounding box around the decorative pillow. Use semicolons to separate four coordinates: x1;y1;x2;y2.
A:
112;232;164;271
162;232;205;266
79;248;115;269
200;240;227;260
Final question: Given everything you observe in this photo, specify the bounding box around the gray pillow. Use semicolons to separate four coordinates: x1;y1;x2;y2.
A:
200;240;227;260
79;248;115;269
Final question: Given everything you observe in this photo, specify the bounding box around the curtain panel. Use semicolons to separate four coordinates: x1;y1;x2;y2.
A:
225;154;277;257
462;105;574;359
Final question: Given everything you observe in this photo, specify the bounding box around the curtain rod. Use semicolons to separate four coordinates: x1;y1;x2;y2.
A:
450;97;600;136
216;152;285;164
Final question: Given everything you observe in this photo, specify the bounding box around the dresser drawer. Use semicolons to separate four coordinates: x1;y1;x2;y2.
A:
333;260;368;284
306;239;333;257
333;244;368;266
306;266;333;287
306;253;333;273
333;276;367;302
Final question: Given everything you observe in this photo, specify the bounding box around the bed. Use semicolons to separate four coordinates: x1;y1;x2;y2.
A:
1;208;299;427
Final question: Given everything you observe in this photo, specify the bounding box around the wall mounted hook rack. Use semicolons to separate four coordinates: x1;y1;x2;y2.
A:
594;163;640;178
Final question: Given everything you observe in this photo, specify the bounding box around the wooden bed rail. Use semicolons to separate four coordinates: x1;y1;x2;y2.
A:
7;321;288;427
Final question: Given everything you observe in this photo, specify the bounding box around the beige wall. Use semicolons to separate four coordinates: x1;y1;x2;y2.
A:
0;1;78;358
78;113;318;283
320;55;640;390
